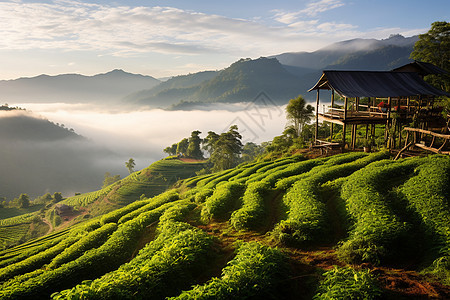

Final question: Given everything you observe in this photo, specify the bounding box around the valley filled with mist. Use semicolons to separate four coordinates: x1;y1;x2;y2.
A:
0;34;416;200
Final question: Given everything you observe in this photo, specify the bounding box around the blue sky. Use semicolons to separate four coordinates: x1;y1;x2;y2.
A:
0;0;448;79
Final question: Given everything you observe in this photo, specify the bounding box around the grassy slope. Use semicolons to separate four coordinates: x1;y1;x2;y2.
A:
0;152;450;299
0;157;207;249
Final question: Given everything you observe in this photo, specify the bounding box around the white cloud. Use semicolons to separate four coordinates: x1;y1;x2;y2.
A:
0;0;423;60
300;0;345;17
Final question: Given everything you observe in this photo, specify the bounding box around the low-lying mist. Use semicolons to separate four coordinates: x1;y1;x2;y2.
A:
7;102;287;199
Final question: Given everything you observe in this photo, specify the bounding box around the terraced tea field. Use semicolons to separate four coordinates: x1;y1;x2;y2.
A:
1;152;449;299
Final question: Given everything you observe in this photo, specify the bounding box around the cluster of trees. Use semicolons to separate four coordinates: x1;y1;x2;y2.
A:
163;95;318;169
164;126;264;172
164;130;204;160
0;192;63;209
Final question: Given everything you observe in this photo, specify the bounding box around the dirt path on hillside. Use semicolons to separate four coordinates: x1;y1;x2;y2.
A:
42;218;53;235
197;220;450;299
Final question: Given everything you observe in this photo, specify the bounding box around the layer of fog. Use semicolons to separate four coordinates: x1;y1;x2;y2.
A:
13;102;288;193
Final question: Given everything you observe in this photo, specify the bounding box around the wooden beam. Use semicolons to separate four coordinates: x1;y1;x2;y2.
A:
404;127;450;139
415;143;450;155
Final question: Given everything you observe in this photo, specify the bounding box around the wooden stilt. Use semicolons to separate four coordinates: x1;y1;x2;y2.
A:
342;123;347;151
315;90;320;145
330;90;335;141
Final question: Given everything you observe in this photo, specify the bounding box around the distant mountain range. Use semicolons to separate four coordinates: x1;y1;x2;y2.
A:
0;34;419;108
0;69;160;103
126;34;419;108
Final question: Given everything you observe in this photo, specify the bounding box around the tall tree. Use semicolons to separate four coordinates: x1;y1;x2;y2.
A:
17;194;30;208
176;138;189;156
411;21;450;92
186;130;204;159
286;95;315;137
210;125;243;172
202;131;220;156
125;158;136;174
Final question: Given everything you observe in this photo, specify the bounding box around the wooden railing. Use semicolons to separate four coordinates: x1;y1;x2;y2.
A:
403;127;450;155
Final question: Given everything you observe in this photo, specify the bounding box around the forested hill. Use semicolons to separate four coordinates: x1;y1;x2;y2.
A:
126;35;417;108
1;152;450;299
0;109;119;200
126;57;303;107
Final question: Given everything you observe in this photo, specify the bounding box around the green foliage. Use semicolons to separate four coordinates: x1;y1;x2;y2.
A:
53;214;212;299
193;188;214;203
314;267;382;299
399;156;450;281
117;190;179;224
0;234;82;282
186;130;204;159
202;182;245;221
209;125;243;172
411;21;450;92
274;152;389;246
337;158;422;265
125;158;136;174
177;138;189;156
171;242;288;300
0;200;184;299
2;152;450;299
47;223;118;269
102;172;121;188
286;95;315;137
230;182;271;230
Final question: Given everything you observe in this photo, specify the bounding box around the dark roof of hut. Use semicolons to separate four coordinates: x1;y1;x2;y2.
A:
308;70;450;98
392;61;448;76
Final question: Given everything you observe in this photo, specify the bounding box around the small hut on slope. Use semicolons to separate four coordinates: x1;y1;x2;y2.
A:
308;67;449;154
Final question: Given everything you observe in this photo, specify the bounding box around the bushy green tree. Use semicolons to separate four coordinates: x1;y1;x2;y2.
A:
286;95;314;137
241;142;264;162
202;131;220;156
210;125;243;172
186;130;203;159
176;138;189;156
17;193;30;208
125;158;136;174
52;192;63;204
411;21;450;92
163;143;178;156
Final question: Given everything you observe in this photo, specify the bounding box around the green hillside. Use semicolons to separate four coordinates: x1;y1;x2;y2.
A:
0;157;207;249
1;152;450;299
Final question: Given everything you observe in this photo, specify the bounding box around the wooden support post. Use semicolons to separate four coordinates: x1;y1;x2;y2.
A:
342;123;347;151
404;131;410;148
330;90;335;141
356;97;360;112
342;97;348;151
344;97;348;120
352;125;357;149
315;90;320;145
365;124;369;140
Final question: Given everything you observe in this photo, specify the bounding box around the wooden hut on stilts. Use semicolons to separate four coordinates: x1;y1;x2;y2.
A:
308;67;450;155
